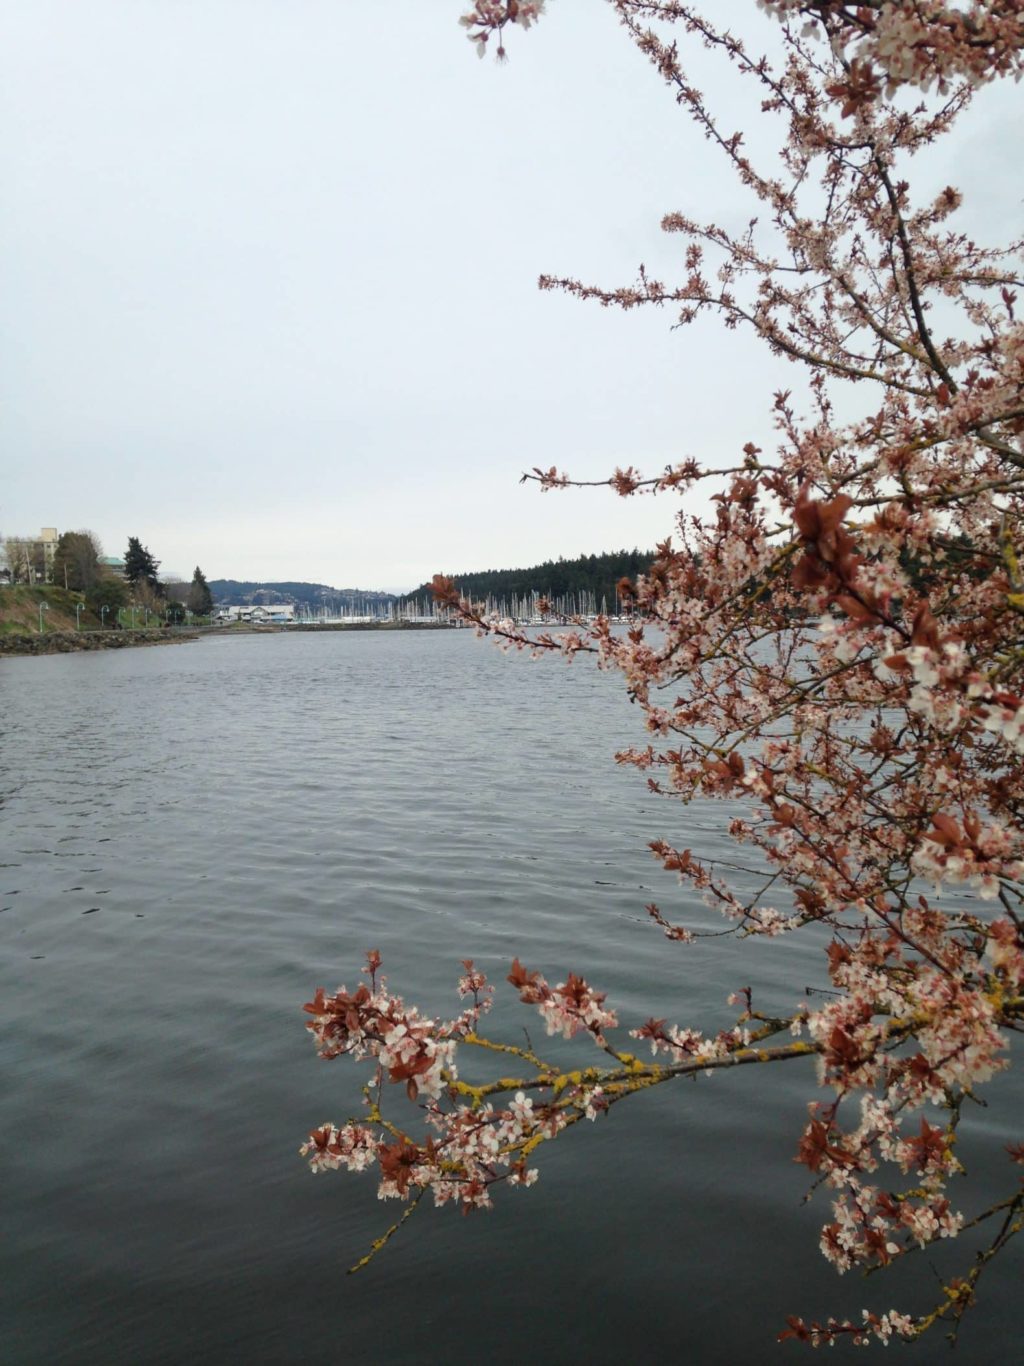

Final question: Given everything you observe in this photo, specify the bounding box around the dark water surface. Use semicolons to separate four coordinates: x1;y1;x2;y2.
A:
1;632;1018;1363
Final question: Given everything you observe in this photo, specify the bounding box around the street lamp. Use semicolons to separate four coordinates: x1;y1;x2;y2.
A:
75;603;84;630
130;602;137;629
38;601;49;633
100;605;109;627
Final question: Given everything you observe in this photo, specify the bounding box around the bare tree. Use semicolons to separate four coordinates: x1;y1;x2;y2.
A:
3;538;42;585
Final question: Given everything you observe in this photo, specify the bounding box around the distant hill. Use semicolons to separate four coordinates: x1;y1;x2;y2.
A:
401;549;655;616
208;580;397;611
211;552;656;618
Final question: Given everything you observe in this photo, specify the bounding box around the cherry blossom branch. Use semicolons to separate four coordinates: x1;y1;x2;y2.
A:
306;4;1024;1345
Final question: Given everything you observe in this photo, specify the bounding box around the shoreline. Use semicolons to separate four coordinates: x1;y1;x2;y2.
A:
0;619;457;656
0;628;200;657
214;620;457;634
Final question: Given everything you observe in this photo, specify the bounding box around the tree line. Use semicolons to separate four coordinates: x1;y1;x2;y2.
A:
404;548;654;614
2;529;213;622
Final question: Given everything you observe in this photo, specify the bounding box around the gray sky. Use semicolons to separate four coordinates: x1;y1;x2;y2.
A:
2;2;1018;592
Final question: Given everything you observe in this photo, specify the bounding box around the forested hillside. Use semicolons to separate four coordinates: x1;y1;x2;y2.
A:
208;580;396;611
403;549;654;615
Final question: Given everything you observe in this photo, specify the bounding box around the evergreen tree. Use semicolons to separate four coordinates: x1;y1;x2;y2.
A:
85;574;128;623
124;536;161;590
187;565;213;617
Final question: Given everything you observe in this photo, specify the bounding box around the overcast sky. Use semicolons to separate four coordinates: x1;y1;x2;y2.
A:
1;2;1018;592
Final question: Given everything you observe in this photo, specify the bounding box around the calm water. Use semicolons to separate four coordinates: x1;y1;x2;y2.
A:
1;631;1018;1363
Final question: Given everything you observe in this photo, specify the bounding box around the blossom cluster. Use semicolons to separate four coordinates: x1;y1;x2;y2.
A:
632;1016;752;1067
759;1;1024;97
301;954;614;1218
458;1;546;60
303;960;459;1102
779;1309;917;1348
506;956;619;1044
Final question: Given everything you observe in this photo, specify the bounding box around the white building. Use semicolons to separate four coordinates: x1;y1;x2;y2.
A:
215;604;295;623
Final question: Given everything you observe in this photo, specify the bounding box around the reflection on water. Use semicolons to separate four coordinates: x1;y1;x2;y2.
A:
0;632;1018;1363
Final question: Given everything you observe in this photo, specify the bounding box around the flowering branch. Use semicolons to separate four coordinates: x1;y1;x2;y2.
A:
304;1;1024;1346
303;951;1024;1347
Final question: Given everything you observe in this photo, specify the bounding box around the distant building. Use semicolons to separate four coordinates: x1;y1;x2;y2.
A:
215;604;295;623
2;527;59;583
98;555;126;576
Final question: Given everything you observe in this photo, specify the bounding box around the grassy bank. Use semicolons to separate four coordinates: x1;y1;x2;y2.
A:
0;585;95;633
0;585;205;654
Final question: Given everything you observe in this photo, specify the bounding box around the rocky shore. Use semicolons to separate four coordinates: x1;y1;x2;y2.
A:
0;629;200;657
